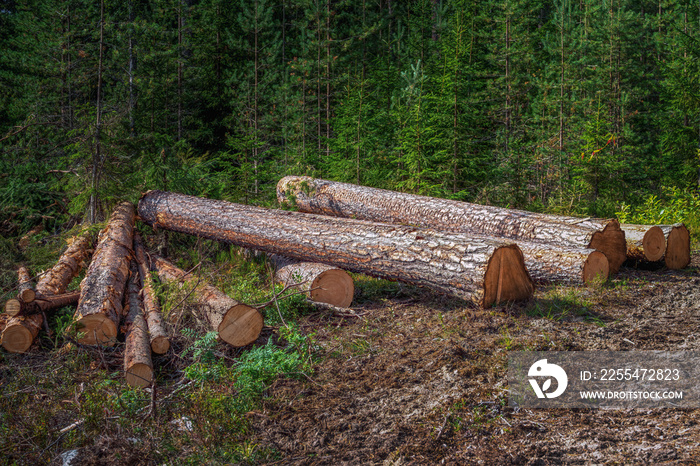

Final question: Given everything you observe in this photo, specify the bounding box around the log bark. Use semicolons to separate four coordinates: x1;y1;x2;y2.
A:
5;291;80;317
36;232;94;296
4;267;36;316
17;266;36;303
138;190;534;307
123;262;154;388
151;255;263;347
272;256;354;308
134;233;170;354
277;176;627;274
73;202;134;346
1;230;93;353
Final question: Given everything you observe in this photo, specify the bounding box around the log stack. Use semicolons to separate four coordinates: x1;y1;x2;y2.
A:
138;190;535;307
1;231;93;353
621;223;690;269
278;176;617;283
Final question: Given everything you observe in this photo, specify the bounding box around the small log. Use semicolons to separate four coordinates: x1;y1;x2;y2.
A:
133;233;170;354
621;223;690;269
1;230;93;353
123;263;154;388
17;266;36;303
152;255;263;347
73;202;134;346
516;243;609;285
138;190;535;307
277;176;628;274
272;257;354;308
5;291;80;317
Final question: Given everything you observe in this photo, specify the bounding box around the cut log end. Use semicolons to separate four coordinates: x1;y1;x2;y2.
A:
19;289;36;303
483;245;534;308
310;269;355;308
125;363;154;388
76;314;118;346
588;220;627;274
1;325;35;353
4;299;22;317
666;225;691;270
151;335;171;354
218;304;264;347
582;251;610;285
640;226;665;262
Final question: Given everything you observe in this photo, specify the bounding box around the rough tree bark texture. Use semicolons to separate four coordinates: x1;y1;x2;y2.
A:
123;262;154;388
134;234;170;354
277;176;627;274
17;266;35;303
272;256;355;308
151;255;263;347
1;230;93;353
73;202;134;346
138;191;534;307
5;291;80;317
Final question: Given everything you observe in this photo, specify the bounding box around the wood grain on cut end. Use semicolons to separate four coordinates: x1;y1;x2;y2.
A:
588;220;626;274
1;314;42;353
76;313;118;346
4;299;22;317
151;335;171;354
665;224;690;270
582;251;610;285
482;245;534;308
125;363;154;388
641;226;665;262
218;304;264;347
311;269;355;308
19;289;36;303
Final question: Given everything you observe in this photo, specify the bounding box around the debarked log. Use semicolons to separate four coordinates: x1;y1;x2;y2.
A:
73;202;134;346
277;176;627;274
138;190;535;307
151;255;263;347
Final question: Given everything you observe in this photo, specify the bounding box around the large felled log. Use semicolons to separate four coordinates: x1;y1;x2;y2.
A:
1;231;93;353
272;256;355;308
73;202;134;346
123;263;154;388
134;234;170;354
152;255;263;346
277;176;627;274
138;191;534;307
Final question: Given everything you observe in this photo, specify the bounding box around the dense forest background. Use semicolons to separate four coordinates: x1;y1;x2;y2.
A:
1;0;699;237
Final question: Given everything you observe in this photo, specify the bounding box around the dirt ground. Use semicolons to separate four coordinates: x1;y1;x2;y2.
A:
250;253;700;465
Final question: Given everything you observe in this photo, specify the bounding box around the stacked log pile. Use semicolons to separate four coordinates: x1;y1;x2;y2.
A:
137;190;535;308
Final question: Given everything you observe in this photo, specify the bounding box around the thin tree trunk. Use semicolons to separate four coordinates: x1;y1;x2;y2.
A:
133;234;170;354
138;191;535;307
123;262;154;388
90;0;106;224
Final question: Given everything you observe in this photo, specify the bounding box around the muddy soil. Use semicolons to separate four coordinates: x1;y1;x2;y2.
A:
251;254;700;465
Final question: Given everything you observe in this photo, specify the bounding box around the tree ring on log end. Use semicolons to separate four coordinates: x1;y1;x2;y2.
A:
311;269;354;308
582;251;610;285
19;289;36;303
218;305;264;347
151;336;171;354
483;245;534;308
1;325;34;353
666;225;690;270
588;220;626;275
76;314;118;346
126;363;154;388
641;226;665;262
4;299;22;317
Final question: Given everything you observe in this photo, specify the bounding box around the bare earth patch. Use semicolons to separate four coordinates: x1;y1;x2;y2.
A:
251;254;700;465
